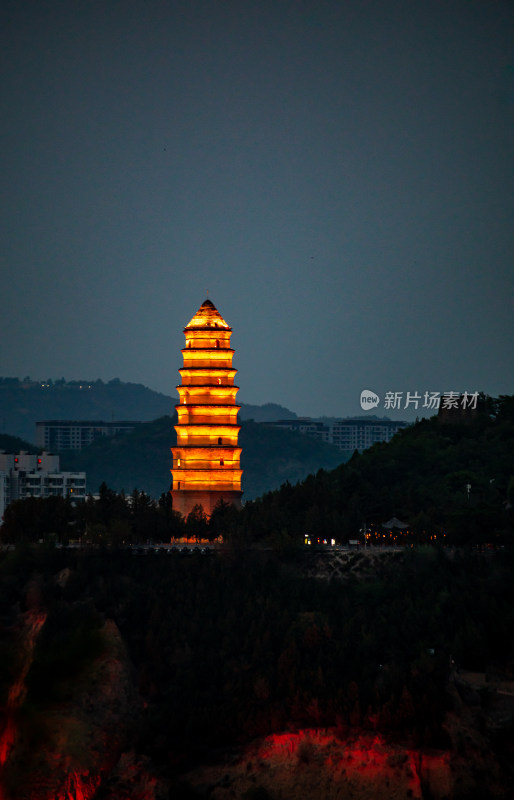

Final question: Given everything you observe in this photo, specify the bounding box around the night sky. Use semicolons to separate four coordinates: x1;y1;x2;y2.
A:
2;0;513;420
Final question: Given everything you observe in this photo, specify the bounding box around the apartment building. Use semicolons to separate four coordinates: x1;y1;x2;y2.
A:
329;418;408;451
269;418;331;442
0;451;86;517
270;417;408;452
36;420;141;450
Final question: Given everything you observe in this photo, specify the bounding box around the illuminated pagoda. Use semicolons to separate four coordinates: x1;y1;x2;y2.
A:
170;299;243;518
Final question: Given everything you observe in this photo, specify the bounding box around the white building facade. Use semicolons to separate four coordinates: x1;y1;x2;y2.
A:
36;420;140;450
0;451;86;517
270;418;409;452
328;419;408;451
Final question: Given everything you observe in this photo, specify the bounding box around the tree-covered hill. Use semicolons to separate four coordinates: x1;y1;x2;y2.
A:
239;395;514;545
60;415;346;500
238;402;297;422
4;393;513;545
0;433;40;454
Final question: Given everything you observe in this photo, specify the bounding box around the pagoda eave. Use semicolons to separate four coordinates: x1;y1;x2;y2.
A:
171;469;243;476
181;348;234;355
175;404;241;410
174;424;241;431
176;384;240;389
171;445;242;452
178;369;238;376
184;325;232;333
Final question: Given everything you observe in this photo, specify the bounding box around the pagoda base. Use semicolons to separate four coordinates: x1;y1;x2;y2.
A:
170;489;243;519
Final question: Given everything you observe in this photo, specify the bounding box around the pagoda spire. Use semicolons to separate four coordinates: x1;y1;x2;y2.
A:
170;299;243;518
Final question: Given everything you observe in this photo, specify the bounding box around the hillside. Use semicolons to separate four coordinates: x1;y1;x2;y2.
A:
0;377;296;442
239;395;514;545
239;402;297;422
2;546;514;798
0;433;40;454
60;415;346;500
0;378;173;442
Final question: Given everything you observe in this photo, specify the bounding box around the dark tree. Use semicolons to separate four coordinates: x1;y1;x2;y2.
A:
186;504;208;540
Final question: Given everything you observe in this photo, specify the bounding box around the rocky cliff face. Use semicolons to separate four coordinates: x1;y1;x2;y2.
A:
0;609;47;784
182;729;451;799
1;561;512;800
182;723;510;800
0;607;166;800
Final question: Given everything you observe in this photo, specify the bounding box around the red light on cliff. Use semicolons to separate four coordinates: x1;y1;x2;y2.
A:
249;728;450;795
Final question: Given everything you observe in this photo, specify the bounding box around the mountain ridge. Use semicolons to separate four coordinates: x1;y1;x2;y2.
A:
0;377;297;442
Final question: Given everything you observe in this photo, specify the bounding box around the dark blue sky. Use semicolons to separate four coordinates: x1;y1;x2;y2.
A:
1;0;513;419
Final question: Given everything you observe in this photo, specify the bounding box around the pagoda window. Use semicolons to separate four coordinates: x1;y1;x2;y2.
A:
220;459;224;466
218;437;222;444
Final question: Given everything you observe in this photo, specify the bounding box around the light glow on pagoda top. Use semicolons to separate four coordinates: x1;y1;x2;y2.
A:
185;299;231;331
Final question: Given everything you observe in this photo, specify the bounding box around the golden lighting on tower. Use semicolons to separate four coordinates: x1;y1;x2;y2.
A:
170;299;243;518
